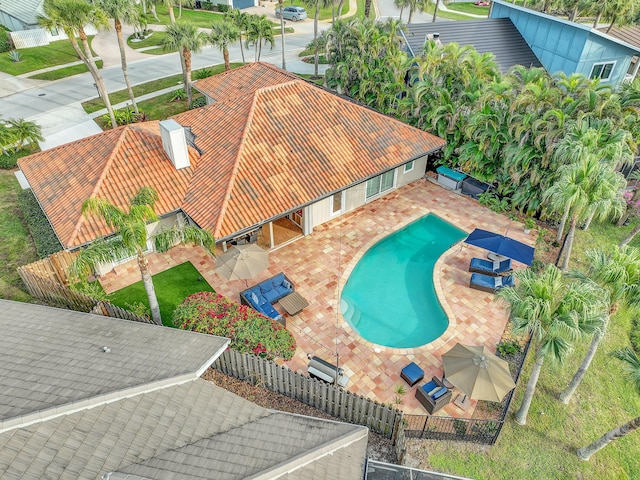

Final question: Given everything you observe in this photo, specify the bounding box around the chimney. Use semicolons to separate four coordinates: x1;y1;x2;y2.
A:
159;119;190;170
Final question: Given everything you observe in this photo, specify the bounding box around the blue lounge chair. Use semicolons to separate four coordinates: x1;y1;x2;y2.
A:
468;257;512;276
469;273;514;293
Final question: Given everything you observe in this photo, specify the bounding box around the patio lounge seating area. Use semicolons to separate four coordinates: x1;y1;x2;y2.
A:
240;272;293;322
468;257;512;276
415;377;452;414
469;273;515;293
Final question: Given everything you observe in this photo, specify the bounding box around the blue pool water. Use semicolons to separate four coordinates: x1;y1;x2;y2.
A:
340;214;466;348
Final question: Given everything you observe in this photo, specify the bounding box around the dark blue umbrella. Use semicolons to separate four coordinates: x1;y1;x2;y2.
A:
464;228;535;266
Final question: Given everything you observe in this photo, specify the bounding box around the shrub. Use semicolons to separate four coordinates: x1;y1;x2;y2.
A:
189;96;206;109
170;88;187;101
195;68;213;79
70;281;110;301
8;50;21;62
497;339;522;357
174;292;297;360
17;189;62;258
0;27;11;53
101;107;146;128
201;1;214;10
478;191;511;214
216;4;230;13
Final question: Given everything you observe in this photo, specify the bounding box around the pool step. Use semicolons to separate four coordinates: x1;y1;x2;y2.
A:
340;298;362;328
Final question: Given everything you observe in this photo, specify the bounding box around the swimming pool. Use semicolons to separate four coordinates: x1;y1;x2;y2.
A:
340;214;466;348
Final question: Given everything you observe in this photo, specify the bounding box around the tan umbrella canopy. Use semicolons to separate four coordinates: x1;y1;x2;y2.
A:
442;343;516;403
215;244;269;281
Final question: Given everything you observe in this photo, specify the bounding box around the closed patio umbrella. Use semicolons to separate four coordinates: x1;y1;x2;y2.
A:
442;343;516;404
215;244;269;281
464;228;535;266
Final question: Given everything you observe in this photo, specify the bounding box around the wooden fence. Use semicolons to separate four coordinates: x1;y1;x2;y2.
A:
18;250;78;285
214;349;405;445
18;253;152;324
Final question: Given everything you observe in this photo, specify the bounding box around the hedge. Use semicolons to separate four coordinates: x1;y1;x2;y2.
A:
17;189;62;258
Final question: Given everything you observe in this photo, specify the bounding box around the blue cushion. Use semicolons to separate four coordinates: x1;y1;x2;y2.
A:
282;279;292;290
436;166;467;182
432;387;448;400
271;273;285;287
260;301;279;319
275;285;290;297
401;362;424;383
259;281;274;294
263;288;280;304
421;380;437;394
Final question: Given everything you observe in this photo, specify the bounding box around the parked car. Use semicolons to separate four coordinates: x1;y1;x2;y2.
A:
275;6;307;21
474;1;490;5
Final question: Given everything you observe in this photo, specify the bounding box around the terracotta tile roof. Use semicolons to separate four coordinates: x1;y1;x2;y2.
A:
19;122;199;248
20;63;445;248
193;61;299;102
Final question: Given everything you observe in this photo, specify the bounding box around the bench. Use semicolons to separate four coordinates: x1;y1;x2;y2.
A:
436;166;467;190
308;356;349;387
239;273;293;324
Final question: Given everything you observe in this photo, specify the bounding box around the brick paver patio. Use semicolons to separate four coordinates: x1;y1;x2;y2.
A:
100;179;534;416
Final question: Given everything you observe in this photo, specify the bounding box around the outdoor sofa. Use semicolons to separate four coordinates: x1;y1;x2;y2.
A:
240;273;293;323
469;273;514;294
468;257;512;276
415;376;452;414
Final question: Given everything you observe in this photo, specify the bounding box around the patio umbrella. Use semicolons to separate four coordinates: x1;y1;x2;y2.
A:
215;244;269;282
442;343;516;403
464;228;535;266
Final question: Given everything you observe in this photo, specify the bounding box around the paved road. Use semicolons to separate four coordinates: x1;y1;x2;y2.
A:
0;3;331;145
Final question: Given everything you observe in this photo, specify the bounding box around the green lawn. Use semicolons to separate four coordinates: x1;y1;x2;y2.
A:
0;38;97;76
28;60;104;80
108;262;214;326
420;4;484;21
0;170;38;302
127;30;171;51
446;2;491;16
145;5;225;28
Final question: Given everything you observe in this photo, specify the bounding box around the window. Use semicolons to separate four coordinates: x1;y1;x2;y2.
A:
404;161;415;173
331;191;343;215
366;170;395;200
590;61;615;81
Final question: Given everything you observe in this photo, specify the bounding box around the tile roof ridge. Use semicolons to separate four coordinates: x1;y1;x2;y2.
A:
254;61;300;79
212;92;261;237
66;126;132;247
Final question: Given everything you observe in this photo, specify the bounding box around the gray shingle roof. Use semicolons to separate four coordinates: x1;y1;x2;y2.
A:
0;300;229;430
403;18;543;74
0;301;369;479
111;412;367;480
0;0;44;25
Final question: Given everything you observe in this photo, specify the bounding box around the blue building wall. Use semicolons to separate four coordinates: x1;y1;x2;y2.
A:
491;0;639;85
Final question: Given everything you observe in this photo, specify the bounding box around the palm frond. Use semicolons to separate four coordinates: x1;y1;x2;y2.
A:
69;237;137;281
153;225;216;254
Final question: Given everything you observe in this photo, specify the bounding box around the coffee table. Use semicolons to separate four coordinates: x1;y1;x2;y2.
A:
278;291;309;315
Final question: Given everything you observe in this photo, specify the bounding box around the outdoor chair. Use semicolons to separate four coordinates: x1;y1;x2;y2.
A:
469;273;514;294
415;377;452;414
401;362;425;387
468;257;512;277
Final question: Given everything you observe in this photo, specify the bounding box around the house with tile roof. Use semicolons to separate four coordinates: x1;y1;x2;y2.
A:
0;299;369;479
17;62;445;267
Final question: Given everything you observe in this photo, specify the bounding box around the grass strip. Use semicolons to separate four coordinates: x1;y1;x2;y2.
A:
82;63;241;114
28;60;104;81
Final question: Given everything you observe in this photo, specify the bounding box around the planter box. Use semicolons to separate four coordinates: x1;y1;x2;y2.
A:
436;166;467;190
462;177;492;199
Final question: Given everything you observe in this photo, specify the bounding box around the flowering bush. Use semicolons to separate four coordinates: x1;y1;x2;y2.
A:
173;292;296;360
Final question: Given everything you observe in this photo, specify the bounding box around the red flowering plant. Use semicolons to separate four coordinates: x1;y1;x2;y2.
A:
173;292;296;360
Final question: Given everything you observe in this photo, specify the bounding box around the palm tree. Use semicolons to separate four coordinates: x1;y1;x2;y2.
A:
277;0;286;69
496;265;602;425
162;21;205;104
432;0;450;23
394;0;411;21
558;246;640;403
577;347;640;460
209;21;240;71
304;0;331;76
176;0;194;19
154;0;176;23
39;0;117;129
69;187;215;325
245;15;274;62
225;9;249;64
94;0;141;114
544;156;626;271
4;118;44;152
